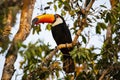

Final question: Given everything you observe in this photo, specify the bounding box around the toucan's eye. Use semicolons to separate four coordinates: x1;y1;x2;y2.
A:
55;14;60;18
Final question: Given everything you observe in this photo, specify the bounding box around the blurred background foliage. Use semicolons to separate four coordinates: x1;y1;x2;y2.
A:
0;0;120;80
0;0;22;53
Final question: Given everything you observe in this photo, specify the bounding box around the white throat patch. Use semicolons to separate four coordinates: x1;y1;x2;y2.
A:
52;17;63;27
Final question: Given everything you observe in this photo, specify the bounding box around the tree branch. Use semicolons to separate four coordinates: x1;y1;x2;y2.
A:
99;0;120;80
42;14;87;66
26;1;95;79
86;0;95;12
99;63;120;80
105;0;119;43
1;0;36;80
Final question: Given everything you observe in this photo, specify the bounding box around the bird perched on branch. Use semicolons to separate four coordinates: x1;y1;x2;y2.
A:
32;14;75;73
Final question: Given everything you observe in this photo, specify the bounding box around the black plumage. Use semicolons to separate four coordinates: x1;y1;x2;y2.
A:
51;15;75;73
32;14;75;73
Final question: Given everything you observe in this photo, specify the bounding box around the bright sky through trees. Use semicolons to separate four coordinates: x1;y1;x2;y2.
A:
0;0;112;80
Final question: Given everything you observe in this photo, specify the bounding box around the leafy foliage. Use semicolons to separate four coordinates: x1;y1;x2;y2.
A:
96;22;107;34
32;24;41;34
0;0;120;80
19;40;62;79
0;0;21;53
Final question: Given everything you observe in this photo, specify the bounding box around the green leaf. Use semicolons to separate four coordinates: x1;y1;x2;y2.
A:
22;44;27;48
46;24;52;31
36;25;41;34
61;10;66;16
47;2;53;5
111;13;117;24
100;5;107;8
92;17;97;22
113;56;117;63
54;4;57;12
100;10;107;19
63;2;71;11
44;6;50;10
31;49;36;56
81;35;87;44
69;10;75;16
70;48;77;59
58;1;62;8
105;12;110;23
96;23;101;34
95;15;100;19
56;70;60;78
32;24;41;34
100;23;107;30
87;18;92;23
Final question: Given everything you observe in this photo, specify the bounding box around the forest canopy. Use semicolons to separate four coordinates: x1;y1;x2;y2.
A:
0;0;120;80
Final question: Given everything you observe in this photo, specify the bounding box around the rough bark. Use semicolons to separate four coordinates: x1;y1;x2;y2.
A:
1;0;36;80
26;0;95;79
43;0;95;68
0;0;21;51
2;9;12;38
106;0;119;43
0;9;12;51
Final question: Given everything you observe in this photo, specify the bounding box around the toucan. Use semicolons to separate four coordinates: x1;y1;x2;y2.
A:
32;14;75;73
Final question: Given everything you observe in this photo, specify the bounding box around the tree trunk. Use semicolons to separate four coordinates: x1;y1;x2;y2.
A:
106;0;119;43
1;0;36;80
99;0;119;80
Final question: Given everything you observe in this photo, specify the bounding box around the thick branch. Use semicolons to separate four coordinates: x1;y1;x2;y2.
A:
1;0;36;80
26;1;95;79
45;0;95;61
100;1;120;80
42;17;87;65
105;23;113;44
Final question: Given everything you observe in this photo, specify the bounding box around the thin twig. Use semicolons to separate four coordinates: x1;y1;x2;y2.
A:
26;0;95;79
42;0;95;66
86;0;95;12
99;64;120;80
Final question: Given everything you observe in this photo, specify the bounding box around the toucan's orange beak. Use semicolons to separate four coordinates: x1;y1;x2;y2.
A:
32;14;55;25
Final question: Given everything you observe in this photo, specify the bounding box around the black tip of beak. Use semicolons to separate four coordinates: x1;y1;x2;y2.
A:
32;18;38;25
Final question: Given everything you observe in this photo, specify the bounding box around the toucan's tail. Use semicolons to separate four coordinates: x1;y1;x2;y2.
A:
62;53;75;73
